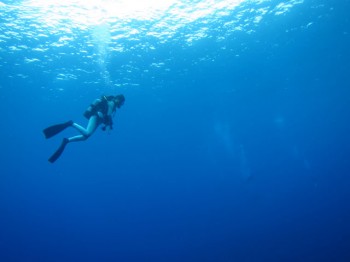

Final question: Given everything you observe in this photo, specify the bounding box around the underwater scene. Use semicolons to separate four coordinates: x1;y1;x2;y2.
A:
0;0;349;261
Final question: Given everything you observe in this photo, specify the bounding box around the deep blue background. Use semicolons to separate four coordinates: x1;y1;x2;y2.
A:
0;0;350;261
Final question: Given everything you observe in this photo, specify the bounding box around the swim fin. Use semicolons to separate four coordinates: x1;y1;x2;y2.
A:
43;120;73;139
48;138;69;163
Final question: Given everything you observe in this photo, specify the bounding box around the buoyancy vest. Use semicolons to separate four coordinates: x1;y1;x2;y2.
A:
83;95;115;119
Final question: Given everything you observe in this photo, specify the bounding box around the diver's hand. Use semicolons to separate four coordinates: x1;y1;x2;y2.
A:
97;111;103;118
101;125;113;131
104;115;113;126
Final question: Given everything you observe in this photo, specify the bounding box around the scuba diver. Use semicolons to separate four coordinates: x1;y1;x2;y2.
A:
43;94;125;163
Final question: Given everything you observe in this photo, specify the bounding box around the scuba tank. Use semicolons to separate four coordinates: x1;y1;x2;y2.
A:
83;96;114;119
83;98;103;119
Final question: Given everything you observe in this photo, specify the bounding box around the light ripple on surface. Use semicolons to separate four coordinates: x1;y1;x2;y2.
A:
0;0;305;89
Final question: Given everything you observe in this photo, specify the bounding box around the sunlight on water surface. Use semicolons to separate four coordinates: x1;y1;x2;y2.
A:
21;0;245;28
0;0;304;88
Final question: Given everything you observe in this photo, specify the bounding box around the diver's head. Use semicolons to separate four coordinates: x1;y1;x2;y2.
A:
114;94;125;108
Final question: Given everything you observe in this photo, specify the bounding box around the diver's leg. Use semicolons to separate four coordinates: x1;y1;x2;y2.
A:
68;116;99;142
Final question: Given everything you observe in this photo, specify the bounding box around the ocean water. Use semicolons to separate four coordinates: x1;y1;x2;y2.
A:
0;0;349;261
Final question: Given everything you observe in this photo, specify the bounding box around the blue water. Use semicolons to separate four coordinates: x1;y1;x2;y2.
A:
1;0;350;261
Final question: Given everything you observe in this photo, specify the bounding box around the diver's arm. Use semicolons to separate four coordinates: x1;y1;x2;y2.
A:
107;101;115;116
96;101;114;119
101;101;115;130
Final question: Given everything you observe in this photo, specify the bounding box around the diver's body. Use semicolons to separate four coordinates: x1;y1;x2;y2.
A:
43;94;125;163
69;98;118;142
